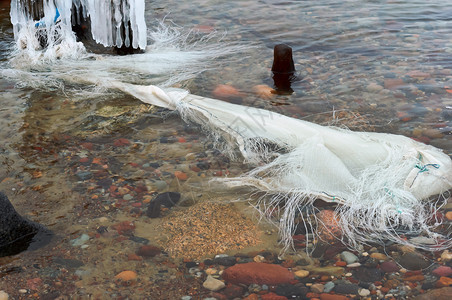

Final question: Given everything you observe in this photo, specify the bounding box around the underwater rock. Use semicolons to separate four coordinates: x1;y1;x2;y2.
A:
340;251;359;264
203;275;226;292
146;192;181;218
222;262;294;285
0;192;52;257
333;283;359;295
414;287;452;300
275;283;308;298
114;270;137;282
397;252;431;270
353;266;383;282
135;245;161;258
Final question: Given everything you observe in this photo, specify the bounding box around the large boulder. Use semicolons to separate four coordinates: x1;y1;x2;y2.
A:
0;192;52;257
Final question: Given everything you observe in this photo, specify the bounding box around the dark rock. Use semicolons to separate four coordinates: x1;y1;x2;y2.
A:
53;257;84;269
221;284;245;299
362;257;379;268
358;281;371;289
397;252;431;270
148;162;161;169
275;283;308;298
0;192;53;257
75;171;93;181
259;251;281;264
296;258;310;266
236;257;254;264
421;281;435;290
214;256;237;266
380;261;400;273
97;178;112;188
40;292;61;300
333;283;359;295
311;242;329;258
146;192;181;218
38;267;61;278
159;137;170;143
185;261;198;269
129;236;149;244
441;109;452;120
324;244;347;260
196;161;210;170
353;267;384;283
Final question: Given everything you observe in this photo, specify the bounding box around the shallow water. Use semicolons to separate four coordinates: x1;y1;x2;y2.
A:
0;0;451;298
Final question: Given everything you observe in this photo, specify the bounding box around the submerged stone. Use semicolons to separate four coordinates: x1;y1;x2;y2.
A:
0;192;52;257
146;192;181;218
397;252;431;270
222;262;294;285
353;267;383;283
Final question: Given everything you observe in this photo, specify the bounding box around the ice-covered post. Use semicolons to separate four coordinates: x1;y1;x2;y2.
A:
10;0;147;54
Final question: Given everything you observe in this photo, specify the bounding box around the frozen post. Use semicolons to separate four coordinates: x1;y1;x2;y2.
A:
10;0;147;54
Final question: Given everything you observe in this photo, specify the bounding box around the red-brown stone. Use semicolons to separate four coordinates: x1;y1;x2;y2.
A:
335;261;347;267
306;293;320;298
261;292;288;300
404;275;425;282
222;262;294;285
433;266;452;277
221;284;244;299
319;294;350;300
136;245;161;257
210;292;227;300
384;78;405;90
113;138;131;147
112;221;135;235
244;294;259;300
436;276;452;288
127;253;143;261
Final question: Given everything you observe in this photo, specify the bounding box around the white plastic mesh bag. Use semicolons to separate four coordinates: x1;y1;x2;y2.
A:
112;82;452;252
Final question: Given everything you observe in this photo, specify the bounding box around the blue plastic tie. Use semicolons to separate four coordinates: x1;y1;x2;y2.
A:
35;8;60;27
415;163;440;173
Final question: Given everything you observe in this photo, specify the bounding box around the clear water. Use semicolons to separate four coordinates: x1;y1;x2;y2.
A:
0;0;451;298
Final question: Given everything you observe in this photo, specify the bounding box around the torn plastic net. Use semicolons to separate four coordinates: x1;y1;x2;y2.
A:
110;83;452;253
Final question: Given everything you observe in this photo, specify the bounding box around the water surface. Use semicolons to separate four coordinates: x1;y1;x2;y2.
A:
0;0;451;298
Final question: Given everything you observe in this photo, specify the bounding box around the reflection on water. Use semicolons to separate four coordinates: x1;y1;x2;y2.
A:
0;0;451;298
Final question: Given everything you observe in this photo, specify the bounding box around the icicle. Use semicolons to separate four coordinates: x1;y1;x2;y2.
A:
10;0;147;53
79;0;146;49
